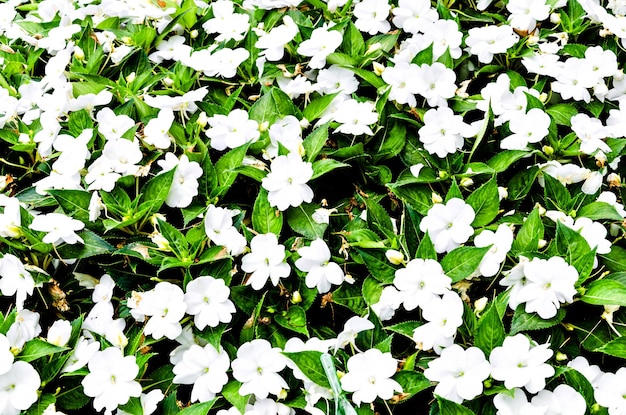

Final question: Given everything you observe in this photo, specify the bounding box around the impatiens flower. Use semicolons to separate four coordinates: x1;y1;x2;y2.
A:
184;276;236;329
117;390;164;415
157;153;203;208
261;153;314;211
507;0;550;32
96;108;135;141
295;238;344;293
474;224;514;277
489;334;555;393
340;348;402;406
353;0;391;35
371;286;403;321
594;367;626;415
393;258;451;311
0;253;35;310
139;282;187;340
420;198;475;253
418;107;474;158
333;99;378;136
232;339;288;399
334;315;375;351
493;388;547;415
142;108;174;149
82;347;142;414
412;290;464;353
391;0;438;34
0;334;13;375
0;195;21;238
205;109;260;151
501;108;551;150
6;309;41;350
465;25;519;63
315;65;359;96
29;212;84;246
241;233;291;290
204;205;247;256
416;62;457;108
531;384;586;415
297;25;343;69
173;343;230;403
571;113;611;155
46;319;72;347
512;256;578;319
256;15;299;61
62;336;100;373
265;115;303;159
202;0;250;42
92;274;115;303
567;356;604;388
0;361;41;415
382;61;423;107
424;344;491;403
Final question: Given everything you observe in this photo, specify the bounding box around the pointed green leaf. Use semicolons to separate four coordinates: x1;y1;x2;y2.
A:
441;246;490;283
252;188;283;235
283;351;332;388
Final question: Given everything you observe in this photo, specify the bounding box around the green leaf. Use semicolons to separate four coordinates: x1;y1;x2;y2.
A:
412;43;433;65
389;184;433;215
441;246;490;283
475;303;505;355
342;21;365;58
310;159;349;180
365;197;394;239
437;396;477;415
139;169;175;216
394;371;430;402
157;218;189;260
326;52;357;66
362;276;383;306
48;189;92;223
346;66;385;88
343;229;386;248
415;232;437;260
507;166;540;201
386;320;421;340
562;368;596;408
487;150;529;173
249;87;297;125
56;230;115;258
510;306;566;335
252;188;283;235
600;245;626;272
117;397;143;415
577;202;623;221
303;95;338;124
25;394;56;415
594;336;626;359
275;305;309;336
512;208;543;253
230;285;262;315
543;174;572;211
18;339;67;362
214;144;250;196
375;121;406;161
546;104;579;126
233;165;267;182
355;249;396;284
178;398;218;415
581;279;626;307
283;351;332;388
303;123;330;162
222;381;249;414
332;283;367;314
555;221;592;273
287;204;328;239
465;178;499;227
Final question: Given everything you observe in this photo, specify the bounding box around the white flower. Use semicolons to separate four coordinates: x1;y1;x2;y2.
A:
507;0;550;32
571;113;611;155
513;256;578;319
493;388;547;415
567;356;604;388
204;205;247;256
315;65;359;96
184;276;236;329
353;0;391;35
202;0;250;42
148;35;192;63
6;309;41;350
241;233;291;290
232;339;288;399
333;99;378;136
474;224;514;277
489;334;555;393
424;344;491;403
0;361;41;415
531;384;586;415
0;195;22;238
334;315;375;351
244;398;295;415
465;25;519;63
139;282;187;340
96;108;135;141
382;61;422;107
101;137;143;176
297;26;343;69
595;368;626;415
82;347;142;414
116;390;164;415
205;109;260;151
420;198;475;253
144;87;208;115
501;108;551;150
265;115;303;159
393;258;451;311
157;153;203;208
0;253;35;310
412;290;464;353
92;274;115;304
62;336;100;373
0;333;13;376
391;0;438;34
29;212;84;246
340;348;402;406
418;107;474;158
371;286;403;321
416;62;457;108
295;238;344;293
256;15;299;61
143;108;174;149
261;153;314;211
46;319;72;347
173;343;230;403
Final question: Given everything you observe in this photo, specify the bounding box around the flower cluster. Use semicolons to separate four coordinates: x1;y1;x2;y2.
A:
0;0;625;414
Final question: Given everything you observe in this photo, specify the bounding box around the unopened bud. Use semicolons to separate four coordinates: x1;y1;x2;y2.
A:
121;36;132;45
291;290;302;304
498;186;508;200
259;121;269;133
278;389;288;400
196;111;208;128
151;232;170;251
534;202;546;216
190;29;199;39
162;77;174;87
607;173;621;187
542;145;554;156
365;42;382;55
538;239;547;249
527;34;540;45
373;61;385;76
431;192;443;204
150;213;167;227
555;351;568;361
460;177;474;188
599;28;612;37
539;92;548;103
74;45;85;61
474;297;488;316
385;249;405;265
126;72;136;83
299;118;310;129
550;13;561;24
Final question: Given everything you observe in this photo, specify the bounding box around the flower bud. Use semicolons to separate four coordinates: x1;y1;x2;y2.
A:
431;192;443;204
498;186;508;200
610;223;621;237
278;389;288;400
299;118;310;129
151;232;171;251
539;92;548;103
534;202;546;216
607;173;621;187
373;62;385;76
74;45;85;61
474;297;488;316
162;77;174;87
290;290;302;304
190;29;199;39
365;42;381;55
538;239;547;249
121;36;132;45
259;121;269;133
125;72;136;83
527;34;540;45
385;249;405;265
460;177;474;188
555;351;568;361
542;145;554;156
150;213;167;227
550;13;561;24
196;111;208;128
